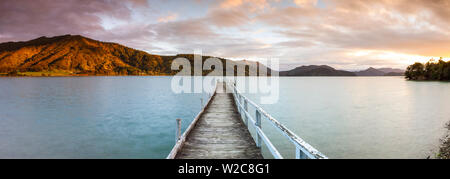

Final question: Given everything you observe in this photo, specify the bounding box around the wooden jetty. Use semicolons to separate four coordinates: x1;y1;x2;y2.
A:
167;82;327;159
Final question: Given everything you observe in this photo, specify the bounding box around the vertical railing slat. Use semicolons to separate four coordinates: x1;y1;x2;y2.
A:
176;118;182;142
244;99;248;125
255;110;262;148
296;146;311;159
296;146;303;159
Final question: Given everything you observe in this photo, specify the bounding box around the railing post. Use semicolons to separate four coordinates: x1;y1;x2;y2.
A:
176;118;182;142
237;98;241;114
244;99;248;125
296;146;307;159
240;94;243;107
255;110;262;148
200;98;203;108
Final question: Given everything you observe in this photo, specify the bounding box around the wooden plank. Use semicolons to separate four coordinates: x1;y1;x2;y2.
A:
166;82;218;159
175;82;263;159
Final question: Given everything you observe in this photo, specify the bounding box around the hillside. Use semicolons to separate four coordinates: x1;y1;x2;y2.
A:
354;67;386;76
0;35;172;75
279;65;356;76
0;35;268;76
354;67;404;76
377;68;404;74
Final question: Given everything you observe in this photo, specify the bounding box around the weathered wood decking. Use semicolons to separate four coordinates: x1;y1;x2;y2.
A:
175;82;263;159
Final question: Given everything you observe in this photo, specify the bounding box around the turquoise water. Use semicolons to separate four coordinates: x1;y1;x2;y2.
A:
0;76;449;158
240;77;450;159
0;77;208;158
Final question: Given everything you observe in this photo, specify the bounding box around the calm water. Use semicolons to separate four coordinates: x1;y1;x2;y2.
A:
0;76;449;158
0;77;208;158
241;77;450;159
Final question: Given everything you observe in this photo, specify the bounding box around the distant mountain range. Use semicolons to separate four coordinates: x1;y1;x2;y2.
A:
280;65;404;76
280;65;356;76
0;35;404;76
355;67;404;76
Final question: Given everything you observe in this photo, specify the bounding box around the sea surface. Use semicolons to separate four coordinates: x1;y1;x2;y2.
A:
0;77;208;158
240;77;450;159
0;76;448;158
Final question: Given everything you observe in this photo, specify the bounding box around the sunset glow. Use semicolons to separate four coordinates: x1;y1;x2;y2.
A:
1;0;449;70
347;50;449;67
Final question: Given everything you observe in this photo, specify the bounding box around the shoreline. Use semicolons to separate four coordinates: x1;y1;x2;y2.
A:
437;122;450;159
0;73;405;78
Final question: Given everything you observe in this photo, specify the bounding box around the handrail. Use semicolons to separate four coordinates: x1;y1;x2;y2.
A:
227;82;327;159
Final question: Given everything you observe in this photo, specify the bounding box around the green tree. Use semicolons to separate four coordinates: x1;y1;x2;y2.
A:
405;62;425;80
405;58;450;81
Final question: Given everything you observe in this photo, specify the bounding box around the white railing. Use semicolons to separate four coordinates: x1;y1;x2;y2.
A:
227;82;327;159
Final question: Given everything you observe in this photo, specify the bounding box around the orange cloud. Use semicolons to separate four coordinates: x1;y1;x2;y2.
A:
220;0;243;8
293;0;317;7
157;13;178;23
219;0;273;11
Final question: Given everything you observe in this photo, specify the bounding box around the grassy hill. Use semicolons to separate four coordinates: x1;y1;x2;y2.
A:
0;35;268;76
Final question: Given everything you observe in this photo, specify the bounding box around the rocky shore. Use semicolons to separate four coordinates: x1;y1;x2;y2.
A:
437;122;450;159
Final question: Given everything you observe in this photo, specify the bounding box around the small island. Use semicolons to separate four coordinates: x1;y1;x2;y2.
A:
405;58;450;81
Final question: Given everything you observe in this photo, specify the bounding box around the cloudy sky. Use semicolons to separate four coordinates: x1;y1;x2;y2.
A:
0;0;449;70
